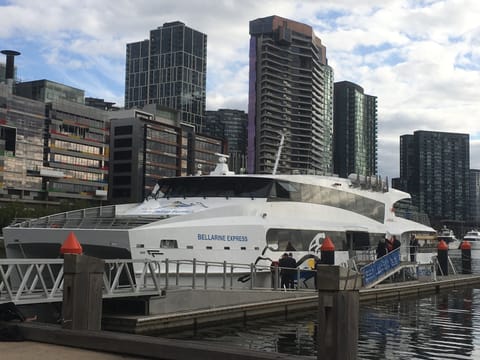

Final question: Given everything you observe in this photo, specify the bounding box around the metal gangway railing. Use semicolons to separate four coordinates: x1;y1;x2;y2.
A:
1;256;373;305
0;258;166;305
0;257;318;305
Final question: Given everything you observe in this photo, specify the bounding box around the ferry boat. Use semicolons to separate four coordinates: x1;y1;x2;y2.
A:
2;155;435;287
463;230;480;250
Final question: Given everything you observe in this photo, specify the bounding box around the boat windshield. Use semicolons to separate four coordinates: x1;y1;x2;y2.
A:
156;177;274;198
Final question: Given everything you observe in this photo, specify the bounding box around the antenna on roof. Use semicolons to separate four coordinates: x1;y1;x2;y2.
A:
273;129;288;175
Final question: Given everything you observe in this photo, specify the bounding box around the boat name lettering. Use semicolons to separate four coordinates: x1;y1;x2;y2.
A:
197;233;248;241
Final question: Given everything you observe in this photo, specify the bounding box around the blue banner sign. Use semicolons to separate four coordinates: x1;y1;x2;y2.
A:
362;249;400;286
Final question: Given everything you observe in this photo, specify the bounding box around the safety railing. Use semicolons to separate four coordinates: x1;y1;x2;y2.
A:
1;257;323;305
0;258;166;305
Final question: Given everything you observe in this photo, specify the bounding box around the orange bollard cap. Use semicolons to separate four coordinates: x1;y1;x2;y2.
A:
437;239;448;251
460;240;471;250
60;231;83;255
321;236;335;251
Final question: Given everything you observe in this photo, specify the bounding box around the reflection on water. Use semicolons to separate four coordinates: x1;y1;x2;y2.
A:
165;251;480;359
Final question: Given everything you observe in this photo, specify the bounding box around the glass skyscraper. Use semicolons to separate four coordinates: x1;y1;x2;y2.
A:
333;81;378;178
125;22;207;132
205;109;248;173
248;15;334;175
395;130;470;226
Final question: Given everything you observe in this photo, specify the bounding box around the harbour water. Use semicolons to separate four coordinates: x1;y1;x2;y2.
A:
165;249;480;359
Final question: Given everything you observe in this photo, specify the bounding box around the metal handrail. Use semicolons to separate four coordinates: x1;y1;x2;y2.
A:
0;257;320;305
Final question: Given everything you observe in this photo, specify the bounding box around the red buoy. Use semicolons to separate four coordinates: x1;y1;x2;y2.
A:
60;231;83;255
461;240;472;250
321;236;335;251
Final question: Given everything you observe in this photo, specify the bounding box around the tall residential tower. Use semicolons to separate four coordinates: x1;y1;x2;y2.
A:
248;15;334;174
393;130;470;228
125;22;207;131
333;81;378;178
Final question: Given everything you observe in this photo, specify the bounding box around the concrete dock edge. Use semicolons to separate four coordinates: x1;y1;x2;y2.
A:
12;322;313;360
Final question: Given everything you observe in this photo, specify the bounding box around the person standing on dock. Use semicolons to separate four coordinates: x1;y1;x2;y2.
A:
376;238;387;258
287;253;297;289
409;234;419;262
392;235;401;251
279;253;290;289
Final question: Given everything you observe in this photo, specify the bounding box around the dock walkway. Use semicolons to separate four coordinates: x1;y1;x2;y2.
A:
2;273;480;359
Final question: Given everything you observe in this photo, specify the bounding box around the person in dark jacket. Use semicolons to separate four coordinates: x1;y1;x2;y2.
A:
409;234;419;262
278;253;290;289
286;253;297;289
392;235;401;251
376;238;387;259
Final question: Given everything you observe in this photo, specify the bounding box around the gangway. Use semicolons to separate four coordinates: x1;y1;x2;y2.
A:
361;248;407;289
0;258;165;305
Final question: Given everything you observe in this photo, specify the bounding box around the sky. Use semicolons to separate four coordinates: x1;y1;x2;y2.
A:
1;0;480;182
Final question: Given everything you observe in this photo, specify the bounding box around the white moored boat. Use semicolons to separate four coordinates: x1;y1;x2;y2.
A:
437;226;461;250
463;230;480;250
2;155;435;288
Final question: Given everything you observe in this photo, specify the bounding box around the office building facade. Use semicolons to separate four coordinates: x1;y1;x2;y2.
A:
333;81;378;178
15;79;85;104
248;15;334;175
0;83;46;203
394;130;470;226
109;106;225;204
205;109;248;173
0;81;109;206
125;21;207;132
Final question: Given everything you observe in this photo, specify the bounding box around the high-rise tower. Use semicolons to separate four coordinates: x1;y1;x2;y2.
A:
333;81;378;178
125;22;207;132
248;15;334;175
394;130;470;226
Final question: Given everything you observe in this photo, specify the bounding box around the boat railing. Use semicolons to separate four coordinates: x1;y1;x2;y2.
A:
9;205;160;229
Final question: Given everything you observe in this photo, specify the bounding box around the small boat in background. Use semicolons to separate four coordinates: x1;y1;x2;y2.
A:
463;229;480;250
437;226;461;250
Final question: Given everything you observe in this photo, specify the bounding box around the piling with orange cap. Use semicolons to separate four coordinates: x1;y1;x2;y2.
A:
437;239;449;276
60;231;83;255
461;240;472;274
320;236;335;265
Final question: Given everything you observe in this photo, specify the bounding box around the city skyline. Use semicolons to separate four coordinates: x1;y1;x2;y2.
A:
1;0;480;181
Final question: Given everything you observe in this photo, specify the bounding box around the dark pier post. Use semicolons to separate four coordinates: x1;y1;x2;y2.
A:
461;241;472;274
317;265;359;360
437;239;449;276
61;232;105;330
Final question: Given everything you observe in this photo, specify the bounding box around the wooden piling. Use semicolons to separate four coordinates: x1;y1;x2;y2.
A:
62;254;105;330
316;265;359;360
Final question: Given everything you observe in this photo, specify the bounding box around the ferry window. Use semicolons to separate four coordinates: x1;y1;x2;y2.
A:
293;183;385;223
269;181;297;200
186;245;194;249
348;232;370;250
206;246;212;250
267;229;348;252
240;247;246;250
160;239;178;248
224;246;230;250
157;177;274;198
